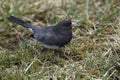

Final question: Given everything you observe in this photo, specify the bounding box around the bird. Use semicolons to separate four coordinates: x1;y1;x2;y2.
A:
7;15;73;49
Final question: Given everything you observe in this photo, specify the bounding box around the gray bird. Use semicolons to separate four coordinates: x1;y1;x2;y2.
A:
7;15;72;49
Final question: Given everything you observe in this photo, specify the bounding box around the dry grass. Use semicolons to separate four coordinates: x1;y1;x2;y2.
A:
0;0;120;80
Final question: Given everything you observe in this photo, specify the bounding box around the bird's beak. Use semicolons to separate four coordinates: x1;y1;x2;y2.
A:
72;21;77;26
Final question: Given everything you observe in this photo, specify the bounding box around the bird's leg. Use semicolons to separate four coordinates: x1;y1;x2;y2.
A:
41;47;48;52
53;49;62;57
53;49;70;60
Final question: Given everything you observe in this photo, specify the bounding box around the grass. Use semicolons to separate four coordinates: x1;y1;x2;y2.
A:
0;0;120;80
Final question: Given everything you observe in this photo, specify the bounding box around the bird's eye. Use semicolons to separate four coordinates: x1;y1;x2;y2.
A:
65;22;71;26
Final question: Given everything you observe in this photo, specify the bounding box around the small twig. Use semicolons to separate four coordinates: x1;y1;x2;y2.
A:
103;66;114;77
102;48;111;57
24;60;35;72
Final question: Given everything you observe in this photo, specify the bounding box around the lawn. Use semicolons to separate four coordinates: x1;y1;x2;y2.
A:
0;0;120;80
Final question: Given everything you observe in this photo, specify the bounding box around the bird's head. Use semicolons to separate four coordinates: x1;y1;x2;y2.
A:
53;20;72;34
56;20;72;30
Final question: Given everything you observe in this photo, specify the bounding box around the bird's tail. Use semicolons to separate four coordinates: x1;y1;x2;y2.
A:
7;15;33;29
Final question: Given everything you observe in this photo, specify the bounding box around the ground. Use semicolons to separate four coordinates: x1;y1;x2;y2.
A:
0;0;120;80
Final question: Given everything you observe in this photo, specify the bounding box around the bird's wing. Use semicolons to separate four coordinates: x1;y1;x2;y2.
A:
34;27;71;47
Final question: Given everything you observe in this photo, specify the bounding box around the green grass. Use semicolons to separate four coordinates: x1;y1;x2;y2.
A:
0;0;120;80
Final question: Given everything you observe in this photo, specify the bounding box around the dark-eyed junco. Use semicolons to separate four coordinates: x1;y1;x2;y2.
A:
7;15;73;49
